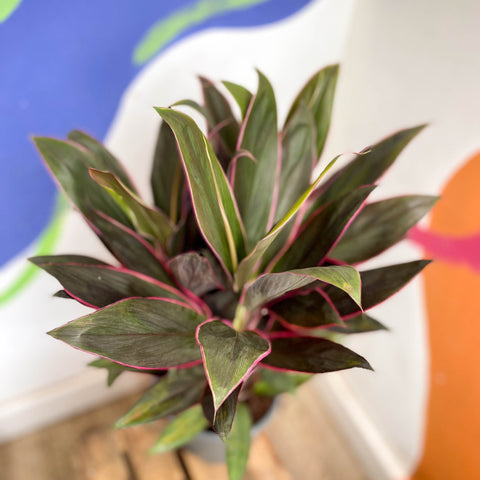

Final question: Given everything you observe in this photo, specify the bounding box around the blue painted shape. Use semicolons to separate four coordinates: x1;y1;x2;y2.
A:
0;0;313;266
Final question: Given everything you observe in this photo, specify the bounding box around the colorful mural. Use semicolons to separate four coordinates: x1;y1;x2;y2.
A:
0;0;313;303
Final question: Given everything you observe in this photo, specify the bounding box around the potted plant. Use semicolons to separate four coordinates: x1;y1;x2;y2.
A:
31;65;435;480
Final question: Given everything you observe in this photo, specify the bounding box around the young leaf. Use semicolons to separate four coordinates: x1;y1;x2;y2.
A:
272;185;375;272
68;130;137;192
89;358;162;386
196;320;270;412
116;367;205;427
226;402;252;480
49;298;205;369
233;71;279;247
30;255;185;308
33;137;131;227
326;260;432;316
262;337;372;373
330;195;438;263
90;168;174;245
156;107;246;274
87;209;173;284
270;290;343;329
311;125;426;209
234;157;337;290
169;252;222;296
151;121;185;223
223;81;253;119
150;404;209;454
328;313;388;334
243;266;361;312
253;369;311;396
286;64;339;159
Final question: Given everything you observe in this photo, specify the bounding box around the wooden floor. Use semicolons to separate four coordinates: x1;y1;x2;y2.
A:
0;383;367;480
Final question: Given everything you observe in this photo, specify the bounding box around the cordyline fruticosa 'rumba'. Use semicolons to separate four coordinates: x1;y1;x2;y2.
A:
31;65;435;480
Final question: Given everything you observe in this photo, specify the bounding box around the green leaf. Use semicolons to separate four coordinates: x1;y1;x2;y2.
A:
30;255;185;308
226;402;252;480
196;320;270;412
328;313;388;334
275;105;316;222
150;121;184;223
202;384;242;441
234;157;337;290
200;76;240;161
233;71;279;247
169;252;221;296
222;81;253;119
270;290;343;329
90;169;174;245
68;130;137;192
33;137;131;226
243;265;361;312
327;260;432;316
87;209;173;284
253;369;311;396
330;195;438;263
156;107;246;274
312;125;426;208
272;185;375;272
262;337;372;373
286;64;339;159
150;405;209;455
49;298;205;369
116;367;205;427
89;358;161;386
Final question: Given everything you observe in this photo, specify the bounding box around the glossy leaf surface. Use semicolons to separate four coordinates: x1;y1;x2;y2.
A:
273;185;375;272
262;337;372;373
243;265;361;312
328;313;388;334
223;80;252;119
226;402;252;480
253;369;311;396
116;367;205;427
330;195;438;263
49;298;205;368
197;320;270;411
156;107;246;274
90;168;173;245
150;404;208;454
31;255;184;308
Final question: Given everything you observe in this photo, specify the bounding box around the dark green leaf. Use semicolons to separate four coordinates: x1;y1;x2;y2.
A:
151;121;184;223
33;137;131;226
328;313;388;334
116;367;205;427
327;260;432;316
90;169;173;245
68;130;137;192
223;81;253;119
330;195;438;263
169;252;221;296
243;266;361;312
226;402;252;480
202;384;241;441
150;405;209;454
273;186;375;272
30;255;185;308
89;358;161;386
270;290;343;329
156;108;246;274
87;209;173;284
49;298;205;368
197;320;270;411
253;369;311;396
262;337;372;373
312;125;426;208
286;64;339;159
233;71;278;247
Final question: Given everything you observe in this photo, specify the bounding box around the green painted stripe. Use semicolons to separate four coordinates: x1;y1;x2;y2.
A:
0;194;68;306
0;0;23;22
133;0;269;65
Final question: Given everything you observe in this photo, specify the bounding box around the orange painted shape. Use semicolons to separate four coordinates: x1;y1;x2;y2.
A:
413;152;480;479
